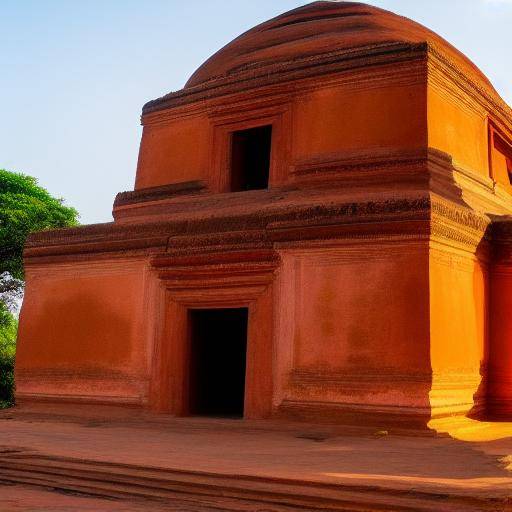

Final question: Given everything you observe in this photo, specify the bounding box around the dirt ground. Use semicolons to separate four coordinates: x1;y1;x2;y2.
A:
0;405;511;510
0;484;179;512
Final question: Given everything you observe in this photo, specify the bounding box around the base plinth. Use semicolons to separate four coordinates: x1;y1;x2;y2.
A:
1;406;511;511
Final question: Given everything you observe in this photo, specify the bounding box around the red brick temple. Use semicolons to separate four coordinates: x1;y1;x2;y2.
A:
15;1;512;429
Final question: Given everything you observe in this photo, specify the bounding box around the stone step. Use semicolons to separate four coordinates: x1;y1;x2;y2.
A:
0;470;308;512
0;453;506;512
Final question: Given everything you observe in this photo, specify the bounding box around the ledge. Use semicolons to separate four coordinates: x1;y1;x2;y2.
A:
114;180;207;208
142;42;428;115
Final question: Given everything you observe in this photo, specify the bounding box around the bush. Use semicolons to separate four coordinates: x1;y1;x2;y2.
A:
0;353;15;408
0;307;17;408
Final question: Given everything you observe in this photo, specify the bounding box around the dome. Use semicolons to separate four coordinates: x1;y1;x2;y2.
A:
185;1;494;92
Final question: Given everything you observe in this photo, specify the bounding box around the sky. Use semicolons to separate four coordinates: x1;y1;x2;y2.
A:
1;0;511;225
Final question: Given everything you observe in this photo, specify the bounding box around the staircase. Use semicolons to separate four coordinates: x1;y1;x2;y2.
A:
0;450;508;511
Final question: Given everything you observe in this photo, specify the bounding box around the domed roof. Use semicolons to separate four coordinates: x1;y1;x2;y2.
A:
185;1;493;91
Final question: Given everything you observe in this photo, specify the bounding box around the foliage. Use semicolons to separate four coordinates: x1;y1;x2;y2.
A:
0;169;79;407
0;307;17;408
0;169;79;296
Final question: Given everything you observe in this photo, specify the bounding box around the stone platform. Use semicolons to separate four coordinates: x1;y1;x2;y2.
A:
0;405;511;511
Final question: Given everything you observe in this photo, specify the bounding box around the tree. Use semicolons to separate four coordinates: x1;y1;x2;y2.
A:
0;310;17;407
0;169;79;407
0;169;79;311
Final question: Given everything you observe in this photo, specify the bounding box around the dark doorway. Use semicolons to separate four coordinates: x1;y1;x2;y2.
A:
188;308;248;418
230;125;272;191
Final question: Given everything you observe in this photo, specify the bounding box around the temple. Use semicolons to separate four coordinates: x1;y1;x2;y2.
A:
15;1;512;429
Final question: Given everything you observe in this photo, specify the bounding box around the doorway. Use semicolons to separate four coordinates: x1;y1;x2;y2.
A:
188;308;248;418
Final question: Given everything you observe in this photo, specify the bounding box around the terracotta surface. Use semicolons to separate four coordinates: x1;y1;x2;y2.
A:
183;2;494;91
0;408;512;510
14;1;512;430
0;485;171;512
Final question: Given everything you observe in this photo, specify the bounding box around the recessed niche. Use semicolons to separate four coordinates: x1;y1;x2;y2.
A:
230;125;272;191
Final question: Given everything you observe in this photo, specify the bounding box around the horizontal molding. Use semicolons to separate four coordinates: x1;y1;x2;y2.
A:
142;42;511;137
24;195;433;262
25;144;502;262
15;393;144;407
114;181;207;208
427;45;512;132
277;399;432;429
16;368;146;383
114;147;497;235
153;249;279;291
291;147;431;183
290;368;433;386
143;42;428;115
24;191;496;262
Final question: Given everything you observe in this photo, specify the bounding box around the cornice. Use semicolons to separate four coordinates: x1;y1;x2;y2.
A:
151;249;280;291
24;221;172;263
141;40;511;137
25;196;432;263
114;147;438;220
115;148;433;222
25;192;495;264
427;43;512;129
114;147;505;222
142;42;428;115
292;147;430;185
431;198;490;234
430;196;490;252
26;142;508;263
114;181;206;208
142;57;426;128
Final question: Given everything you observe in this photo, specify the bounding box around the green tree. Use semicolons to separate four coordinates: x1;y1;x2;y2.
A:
0;308;17;407
0;169;79;407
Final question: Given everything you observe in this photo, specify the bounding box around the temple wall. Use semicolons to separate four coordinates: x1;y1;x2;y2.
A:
427;84;488;176
428;245;488;418
135;114;210;189
15;258;152;406
488;245;512;417
274;241;432;424
292;81;427;162
134;77;428;191
15;42;512;426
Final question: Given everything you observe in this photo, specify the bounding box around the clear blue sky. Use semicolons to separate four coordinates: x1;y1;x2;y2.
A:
1;0;511;224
